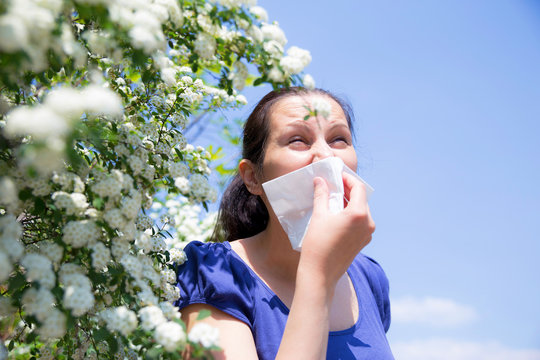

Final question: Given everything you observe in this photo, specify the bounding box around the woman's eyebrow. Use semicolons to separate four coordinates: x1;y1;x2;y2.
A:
284;120;311;129
328;122;351;131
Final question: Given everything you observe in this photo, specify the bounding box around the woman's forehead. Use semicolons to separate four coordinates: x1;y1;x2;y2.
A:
269;94;347;126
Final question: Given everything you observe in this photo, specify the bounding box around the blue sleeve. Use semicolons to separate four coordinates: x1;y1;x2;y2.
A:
174;241;256;328
361;255;392;332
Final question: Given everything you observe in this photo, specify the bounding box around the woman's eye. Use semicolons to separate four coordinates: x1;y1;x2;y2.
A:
331;137;349;145
289;137;306;144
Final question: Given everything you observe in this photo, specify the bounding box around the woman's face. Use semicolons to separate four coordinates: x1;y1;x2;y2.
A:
259;94;357;183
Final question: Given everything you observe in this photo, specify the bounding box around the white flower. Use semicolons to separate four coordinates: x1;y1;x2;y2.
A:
92;176;122;199
27;176;53;197
62;273;94;316
159;301;181;320
236;94;248;105
139;305;166;331
161;67;178;87
120;222;137;241
151;236;166;252
90;242;111;270
135;231;152;253
268;66;286;82
162;283;180;302
194;32;216;59
103;208;127;230
263;40;283;58
20;253;56;289
136;214;153;231
230;60;248;90
4;106;69;140
154;321;186;352
58;263;86;283
168;161;189;178
80;85;123;118
120;196;141;220
261;23;287;46
303;74;315;90
280;56;304;75
280;46;312;75
21;287;55;321
161;268;176;285
311;97;332;118
181;75;193;85
39;346;55;360
39;241;64;265
44;87;84;119
21;138;66;175
246;25;263;43
128;13;165;54
0;252;11;282
0;176;18;207
0;296;15;317
52;171;85;193
120;254;143;279
250;6;268;23
188;323;220;348
102;306;138;336
111;238;130;260
52;191;88;215
62;220;100;248
0;215;23;261
189;174;213;202
286;46;312;67
36;308;66;340
168;248;187;265
0;15;29;52
128;155;144;175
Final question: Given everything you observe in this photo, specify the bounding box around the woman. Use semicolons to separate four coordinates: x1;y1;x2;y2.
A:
176;87;394;359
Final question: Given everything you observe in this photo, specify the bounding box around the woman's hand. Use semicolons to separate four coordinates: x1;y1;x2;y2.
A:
276;172;375;360
299;171;376;287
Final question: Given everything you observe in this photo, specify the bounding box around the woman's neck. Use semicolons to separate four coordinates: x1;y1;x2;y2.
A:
235;216;301;282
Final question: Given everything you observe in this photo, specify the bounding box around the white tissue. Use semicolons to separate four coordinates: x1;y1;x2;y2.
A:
261;157;374;251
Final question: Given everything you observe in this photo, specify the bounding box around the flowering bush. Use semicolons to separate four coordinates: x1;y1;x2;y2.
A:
0;0;314;358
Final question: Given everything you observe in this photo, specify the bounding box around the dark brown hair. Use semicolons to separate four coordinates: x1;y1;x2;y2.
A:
212;87;355;242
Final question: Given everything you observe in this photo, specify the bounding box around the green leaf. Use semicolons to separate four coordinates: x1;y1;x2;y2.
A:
253;76;265;86
196;309;211;320
93;327;109;342
144;348;162;359
107;334;118;353
8;272;26;292
92;197;104;210
33;198;46;214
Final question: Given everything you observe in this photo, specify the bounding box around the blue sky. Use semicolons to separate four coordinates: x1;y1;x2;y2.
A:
192;1;540;358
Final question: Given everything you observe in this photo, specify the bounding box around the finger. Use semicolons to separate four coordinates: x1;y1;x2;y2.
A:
312;176;329;216
342;172;367;209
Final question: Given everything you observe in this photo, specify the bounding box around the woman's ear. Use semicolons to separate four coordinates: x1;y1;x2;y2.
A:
238;159;263;195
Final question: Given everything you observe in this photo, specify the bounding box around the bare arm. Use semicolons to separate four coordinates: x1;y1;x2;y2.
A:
276;173;375;359
181;303;259;360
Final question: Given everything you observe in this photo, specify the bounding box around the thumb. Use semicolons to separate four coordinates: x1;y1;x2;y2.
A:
312;177;329;216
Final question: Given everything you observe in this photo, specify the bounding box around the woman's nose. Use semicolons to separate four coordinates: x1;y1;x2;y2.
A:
312;140;333;162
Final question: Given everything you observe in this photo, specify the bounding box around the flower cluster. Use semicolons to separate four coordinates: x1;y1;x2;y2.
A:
0;0;315;358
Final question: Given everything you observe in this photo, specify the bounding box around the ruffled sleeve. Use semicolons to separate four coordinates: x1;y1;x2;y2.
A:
358;254;392;332
174;241;256;328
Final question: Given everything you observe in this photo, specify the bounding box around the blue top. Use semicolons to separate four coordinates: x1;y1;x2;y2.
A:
175;241;394;360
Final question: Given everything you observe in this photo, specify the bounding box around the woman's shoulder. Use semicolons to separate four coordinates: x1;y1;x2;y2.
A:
181;240;232;259
175;241;258;325
351;252;388;280
177;240;255;285
350;252;391;332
